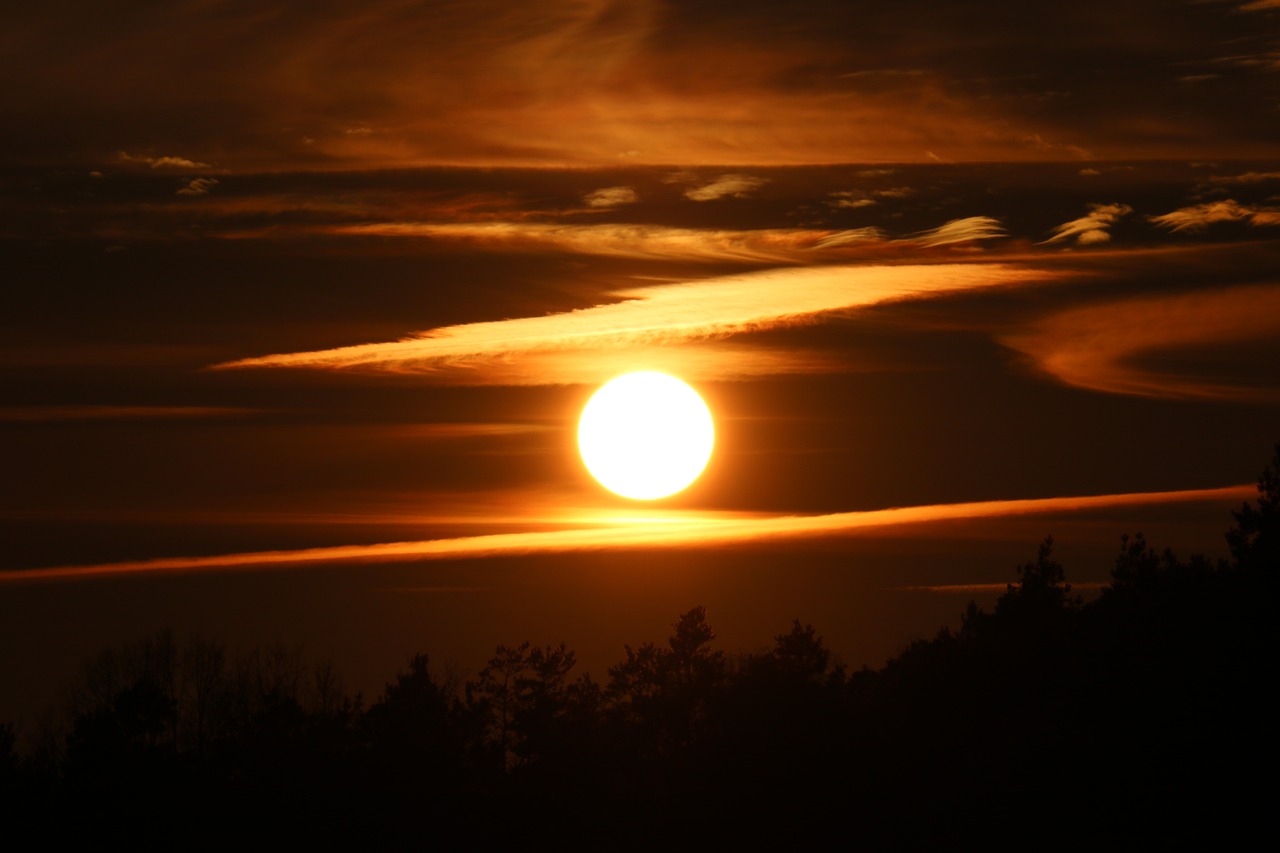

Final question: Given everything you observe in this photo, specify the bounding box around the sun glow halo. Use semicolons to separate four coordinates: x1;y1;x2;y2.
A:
578;372;714;500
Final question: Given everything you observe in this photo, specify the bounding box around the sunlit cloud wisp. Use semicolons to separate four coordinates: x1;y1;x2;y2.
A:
215;262;1053;380
1004;282;1280;400
1149;200;1280;232
3;485;1250;583
1042;203;1132;246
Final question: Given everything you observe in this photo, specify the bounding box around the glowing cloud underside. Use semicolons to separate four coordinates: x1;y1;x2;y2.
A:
215;263;1051;380
1005;283;1280;401
1;485;1251;583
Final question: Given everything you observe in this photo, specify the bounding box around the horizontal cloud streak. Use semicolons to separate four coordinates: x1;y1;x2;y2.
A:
215;263;1051;378
318;221;883;262
402;342;846;386
3;485;1250;583
0;405;257;422
282;216;1006;262
895;582;1106;594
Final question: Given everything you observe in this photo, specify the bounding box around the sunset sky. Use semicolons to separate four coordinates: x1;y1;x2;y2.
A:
3;0;1279;727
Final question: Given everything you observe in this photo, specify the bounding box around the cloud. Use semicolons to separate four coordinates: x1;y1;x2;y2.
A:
896;582;1106;594
911;216;1006;247
316;220;890;262
214;262;1050;379
827;191;876;209
118;151;212;170
583;186;638;208
1004;282;1280;401
1204;171;1280;185
223;210;1009;262
1042;203;1132;246
5;1;1279;169
0;406;255;422
3;485;1249;582
684;174;768;201
176;177;218;196
825;182;914;209
812;228;887;247
1078;168;1101;176
396;341;846;386
1148;199;1280;232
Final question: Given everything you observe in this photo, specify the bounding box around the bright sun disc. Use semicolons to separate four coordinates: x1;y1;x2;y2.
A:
578;372;715;500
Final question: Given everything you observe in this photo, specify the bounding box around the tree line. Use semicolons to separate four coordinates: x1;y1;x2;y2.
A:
2;445;1276;848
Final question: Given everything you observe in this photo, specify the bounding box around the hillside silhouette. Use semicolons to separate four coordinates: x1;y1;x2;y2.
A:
3;445;1276;849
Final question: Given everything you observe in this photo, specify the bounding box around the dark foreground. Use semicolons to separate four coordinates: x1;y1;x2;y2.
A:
3;449;1276;849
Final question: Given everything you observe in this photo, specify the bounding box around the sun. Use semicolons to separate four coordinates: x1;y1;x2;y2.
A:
578;372;715;500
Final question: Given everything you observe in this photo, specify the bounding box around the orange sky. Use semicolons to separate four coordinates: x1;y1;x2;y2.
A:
3;1;1279;169
1;0;1278;732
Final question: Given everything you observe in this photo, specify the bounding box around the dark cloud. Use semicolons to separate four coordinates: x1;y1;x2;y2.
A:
2;1;1276;169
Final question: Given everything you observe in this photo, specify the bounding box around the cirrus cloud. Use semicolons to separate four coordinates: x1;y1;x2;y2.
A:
583;186;639;208
214;262;1053;381
1042;203;1132;245
1149;199;1280;232
683;174;769;201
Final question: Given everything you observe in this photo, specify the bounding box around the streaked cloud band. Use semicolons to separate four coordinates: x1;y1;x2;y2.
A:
215;262;1049;378
3;485;1250;582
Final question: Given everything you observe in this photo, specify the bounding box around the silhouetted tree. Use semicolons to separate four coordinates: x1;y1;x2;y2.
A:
512;642;586;764
22;442;1280;847
468;642;532;773
1227;441;1280;571
607;606;726;757
995;536;1079;617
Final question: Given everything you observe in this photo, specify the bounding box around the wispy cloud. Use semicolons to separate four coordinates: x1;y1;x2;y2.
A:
118;151;212;170
812;228;887;247
3;485;1249;583
214;262;1049;380
827;191;876;209
1042;203;1132;245
0;405;256;423
1149;199;1280;231
683;174;768;201
912;216;1006;247
1004;283;1280;401
177;177;219;196
583;186;638;208
874;187;914;199
1204;171;1280;185
316;221;887;262
387;341;846;386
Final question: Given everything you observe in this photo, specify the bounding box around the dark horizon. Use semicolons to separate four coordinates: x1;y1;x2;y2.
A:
4;457;1275;845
